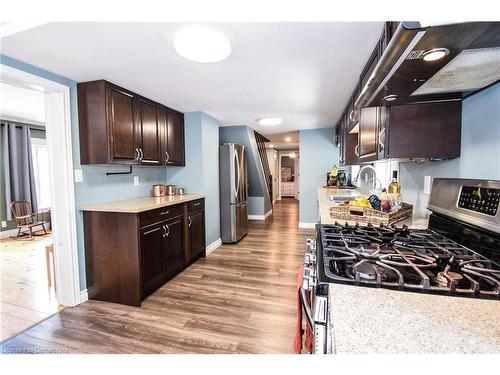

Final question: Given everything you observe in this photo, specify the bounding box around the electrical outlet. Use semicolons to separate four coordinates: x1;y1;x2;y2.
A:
424;175;432;194
133;176;139;186
1;221;7;228
74;169;83;182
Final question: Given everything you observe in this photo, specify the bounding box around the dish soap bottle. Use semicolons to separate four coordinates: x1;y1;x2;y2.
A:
380;188;391;213
388;170;402;210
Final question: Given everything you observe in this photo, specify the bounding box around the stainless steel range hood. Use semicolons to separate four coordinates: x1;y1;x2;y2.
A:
355;22;500;108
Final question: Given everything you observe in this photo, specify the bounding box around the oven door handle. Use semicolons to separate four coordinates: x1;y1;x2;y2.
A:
300;287;315;330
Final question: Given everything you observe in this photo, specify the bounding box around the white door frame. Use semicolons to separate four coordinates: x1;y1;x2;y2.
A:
1;64;81;307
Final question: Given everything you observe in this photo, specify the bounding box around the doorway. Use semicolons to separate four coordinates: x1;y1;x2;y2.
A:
0;64;80;341
279;150;299;201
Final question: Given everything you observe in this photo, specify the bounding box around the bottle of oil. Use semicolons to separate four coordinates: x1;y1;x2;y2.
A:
388;170;402;210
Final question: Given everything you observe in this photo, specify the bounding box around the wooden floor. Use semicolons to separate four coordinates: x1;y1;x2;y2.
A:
0;231;61;342
0;199;314;353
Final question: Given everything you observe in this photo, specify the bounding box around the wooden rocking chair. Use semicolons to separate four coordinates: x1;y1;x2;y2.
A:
10;200;50;240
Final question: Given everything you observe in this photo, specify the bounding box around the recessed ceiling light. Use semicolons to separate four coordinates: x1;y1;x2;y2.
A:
285;136;292;142
382;94;399;102
29;84;44;92
174;26;231;63
422;48;450;62
269;144;274;148
258;117;282;126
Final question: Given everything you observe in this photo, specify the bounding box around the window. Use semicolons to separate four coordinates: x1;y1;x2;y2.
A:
31;137;51;209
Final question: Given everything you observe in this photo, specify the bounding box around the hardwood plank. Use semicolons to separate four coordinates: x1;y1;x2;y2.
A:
1;199;313;353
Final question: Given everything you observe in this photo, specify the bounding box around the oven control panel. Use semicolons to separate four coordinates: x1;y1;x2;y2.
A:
458;186;500;216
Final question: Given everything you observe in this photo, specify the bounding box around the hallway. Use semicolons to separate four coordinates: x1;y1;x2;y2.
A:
1;199;314;353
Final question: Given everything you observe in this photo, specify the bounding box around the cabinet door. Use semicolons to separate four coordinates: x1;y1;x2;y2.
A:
188;209;205;260
165;110;185;166
140;223;165;296
344;133;360;166
163;215;185;276
137;98;162;165
358;107;379;161
107;85;138;164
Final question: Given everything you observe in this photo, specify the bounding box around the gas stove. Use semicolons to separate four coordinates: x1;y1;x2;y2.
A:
317;222;499;298
301;178;500;354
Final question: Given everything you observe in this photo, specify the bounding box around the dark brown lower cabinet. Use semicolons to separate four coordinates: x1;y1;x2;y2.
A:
188;209;205;260
83;198;205;307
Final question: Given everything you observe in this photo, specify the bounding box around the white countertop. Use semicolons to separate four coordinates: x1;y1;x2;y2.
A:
80;194;205;213
329;283;500;353
317;186;428;229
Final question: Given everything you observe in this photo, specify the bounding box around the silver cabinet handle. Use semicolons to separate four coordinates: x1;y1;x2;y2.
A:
162;225;167;238
354;144;359;156
188;216;192;227
139;148;144;161
165;151;170;164
165;224;170;237
135;148;140;161
379;128;386;152
193;202;200;206
160;211;170;215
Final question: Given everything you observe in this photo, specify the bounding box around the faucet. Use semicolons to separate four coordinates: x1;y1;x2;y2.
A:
353;165;382;190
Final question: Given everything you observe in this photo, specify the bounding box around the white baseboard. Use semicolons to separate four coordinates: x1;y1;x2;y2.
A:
248;209;272;221
206;238;222;255
0;228;18;239
80;289;89;303
298;222;317;229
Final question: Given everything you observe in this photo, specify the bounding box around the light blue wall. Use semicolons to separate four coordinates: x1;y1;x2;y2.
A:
1;55;168;290
166;112;221;246
400;82;500;217
219;125;271;215
299;127;339;223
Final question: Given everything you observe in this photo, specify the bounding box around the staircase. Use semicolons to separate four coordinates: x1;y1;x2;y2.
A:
254;131;273;205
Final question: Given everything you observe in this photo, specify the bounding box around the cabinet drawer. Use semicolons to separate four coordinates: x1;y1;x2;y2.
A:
140;204;184;228
188;199;204;212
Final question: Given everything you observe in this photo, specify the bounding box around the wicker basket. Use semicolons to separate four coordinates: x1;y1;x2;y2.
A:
329;203;413;226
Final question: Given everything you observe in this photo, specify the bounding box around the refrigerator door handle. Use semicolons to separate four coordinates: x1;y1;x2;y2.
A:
234;151;241;199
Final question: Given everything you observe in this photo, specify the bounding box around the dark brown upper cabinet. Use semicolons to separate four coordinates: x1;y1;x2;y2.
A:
356;101;461;162
163;109;186;166
136;97;162;166
358;107;380;162
78;80;185;166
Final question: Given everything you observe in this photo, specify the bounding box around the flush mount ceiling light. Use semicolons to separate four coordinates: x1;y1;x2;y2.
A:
289;153;296;159
258;117;282;126
422;48;450;62
269;144;274;148
382;94;399;102
285;136;292;142
173;26;231;63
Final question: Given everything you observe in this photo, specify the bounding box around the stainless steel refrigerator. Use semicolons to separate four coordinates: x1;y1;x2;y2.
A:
219;143;248;243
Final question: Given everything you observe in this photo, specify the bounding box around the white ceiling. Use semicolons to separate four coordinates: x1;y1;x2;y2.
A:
0;81;46;124
0;22;383;134
265;130;299;150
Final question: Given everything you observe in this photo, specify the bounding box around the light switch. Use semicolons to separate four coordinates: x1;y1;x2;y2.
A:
134;176;139;186
1;221;7;228
424;175;432;194
74;169;83;182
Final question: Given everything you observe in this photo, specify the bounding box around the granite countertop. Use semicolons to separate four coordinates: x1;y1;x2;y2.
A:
317;186;428;229
80;194;205;213
329;283;500;353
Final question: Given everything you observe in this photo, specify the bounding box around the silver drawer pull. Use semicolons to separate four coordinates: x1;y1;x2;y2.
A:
160;211;170;215
193;202;200;206
188;216;192;227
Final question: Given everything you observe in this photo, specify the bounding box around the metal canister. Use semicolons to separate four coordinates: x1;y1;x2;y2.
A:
152;184;166;197
165;184;177;196
178;187;187;195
